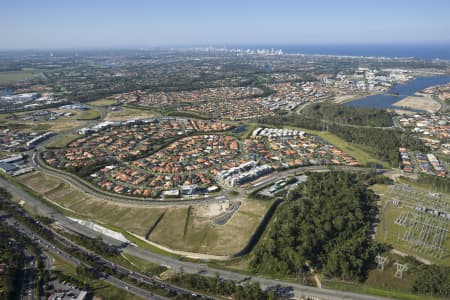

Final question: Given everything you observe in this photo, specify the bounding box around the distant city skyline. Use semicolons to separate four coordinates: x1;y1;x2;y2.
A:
1;0;450;49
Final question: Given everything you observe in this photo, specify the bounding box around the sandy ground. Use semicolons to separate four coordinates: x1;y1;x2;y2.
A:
392;93;441;113
333;94;361;104
333;91;384;104
191;201;230;218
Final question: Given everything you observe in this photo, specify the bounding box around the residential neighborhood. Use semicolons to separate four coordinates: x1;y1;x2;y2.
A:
42;121;360;198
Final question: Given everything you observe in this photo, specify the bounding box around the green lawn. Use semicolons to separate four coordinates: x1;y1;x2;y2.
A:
106;107;159;120
0;70;43;85
149;207;189;249
46;133;80;148
323;280;445;300
76;109;101;120
87;98;118;106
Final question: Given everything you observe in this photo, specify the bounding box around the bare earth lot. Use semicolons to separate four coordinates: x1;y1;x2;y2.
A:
392;93;441;114
18;171;270;256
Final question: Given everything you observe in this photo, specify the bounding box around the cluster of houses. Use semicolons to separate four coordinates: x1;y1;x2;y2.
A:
183;98;276;120
331;67;412;93
136;86;263;105
107;87;274;121
42;121;362;198
425;82;450;103
88;134;242;196
260;81;331;111
90;66;416;121
399;147;446;177
43;118;232;198
250;127;360;169
399;113;450;152
78;117;231;136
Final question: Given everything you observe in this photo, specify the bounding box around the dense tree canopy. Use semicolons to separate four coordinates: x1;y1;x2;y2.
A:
412;264;450;297
249;172;380;281
301;103;394;127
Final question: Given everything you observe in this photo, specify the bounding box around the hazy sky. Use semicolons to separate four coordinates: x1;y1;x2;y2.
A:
1;0;449;49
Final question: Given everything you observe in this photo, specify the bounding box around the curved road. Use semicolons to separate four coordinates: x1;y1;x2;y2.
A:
32;152;385;206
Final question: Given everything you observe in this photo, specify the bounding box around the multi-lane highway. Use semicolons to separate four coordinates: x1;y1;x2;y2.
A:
21;249;36;300
3;215;194;300
0;176;390;300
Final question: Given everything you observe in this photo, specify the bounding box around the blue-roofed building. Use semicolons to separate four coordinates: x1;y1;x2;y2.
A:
0;162;18;174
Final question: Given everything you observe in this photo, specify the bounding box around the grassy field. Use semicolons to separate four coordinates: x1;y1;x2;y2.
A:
323;252;448;300
315;131;389;168
76;109;101;120
18;172;166;235
323;280;446;300
106;107;159;121
149;207;189;249
87;98;118;106
47;252;145;300
1;110;87;133
19;172;62;194
19;171;270;256
0;70;43;85
46;133;80;148
148;199;271;255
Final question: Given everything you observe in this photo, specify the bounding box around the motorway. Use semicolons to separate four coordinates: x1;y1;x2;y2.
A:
21;249;36;300
3;215;177;300
0;176;390;300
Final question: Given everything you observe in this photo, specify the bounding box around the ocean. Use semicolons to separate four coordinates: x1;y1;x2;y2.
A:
232;44;450;60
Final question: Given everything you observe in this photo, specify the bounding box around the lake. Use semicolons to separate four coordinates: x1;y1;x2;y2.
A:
346;75;450;110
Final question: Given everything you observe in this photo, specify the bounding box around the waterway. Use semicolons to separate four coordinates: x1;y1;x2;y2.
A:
346;75;450;110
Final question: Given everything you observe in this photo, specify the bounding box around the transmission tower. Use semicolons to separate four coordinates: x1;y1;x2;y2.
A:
375;254;388;271
394;262;408;279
